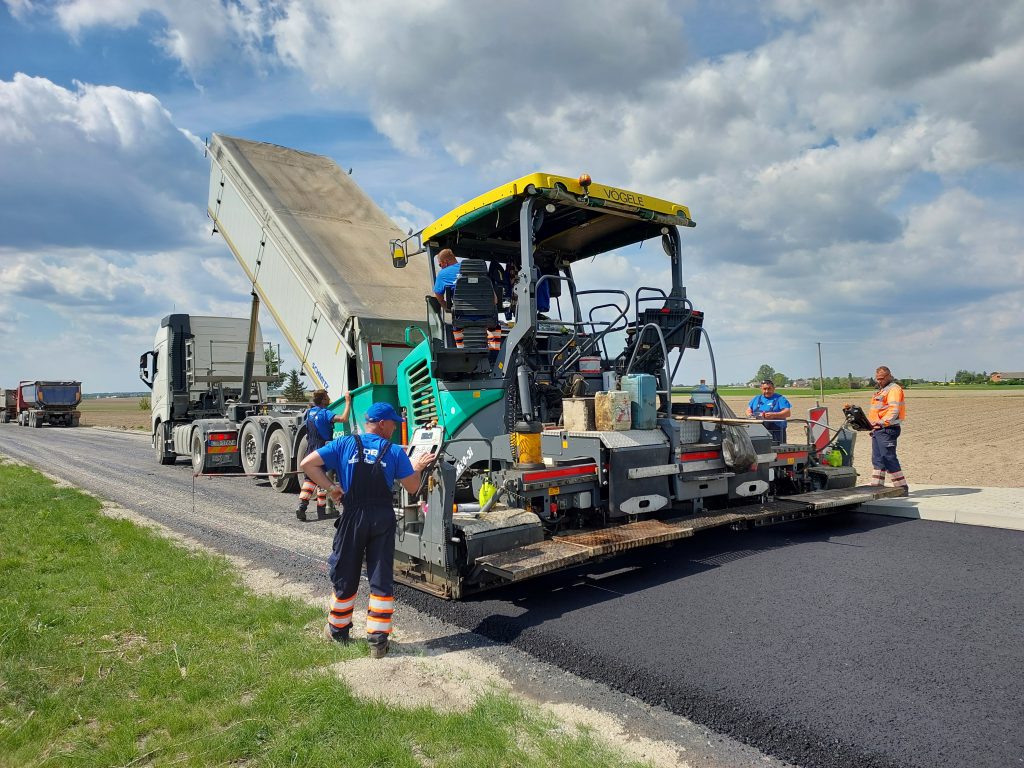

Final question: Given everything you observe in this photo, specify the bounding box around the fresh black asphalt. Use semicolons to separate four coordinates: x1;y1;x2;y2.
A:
3;426;1022;768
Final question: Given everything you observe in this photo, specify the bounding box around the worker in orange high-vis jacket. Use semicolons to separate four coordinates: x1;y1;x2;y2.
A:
300;403;434;658
867;365;908;495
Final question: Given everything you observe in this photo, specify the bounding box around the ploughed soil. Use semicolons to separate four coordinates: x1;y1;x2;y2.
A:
78;397;150;430
721;389;1024;488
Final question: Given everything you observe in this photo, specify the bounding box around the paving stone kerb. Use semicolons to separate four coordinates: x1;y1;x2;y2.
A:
861;484;1024;531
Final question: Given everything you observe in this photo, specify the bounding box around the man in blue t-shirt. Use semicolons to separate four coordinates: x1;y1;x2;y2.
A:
295;389;350;520
300;402;433;658
746;379;792;443
432;248;461;307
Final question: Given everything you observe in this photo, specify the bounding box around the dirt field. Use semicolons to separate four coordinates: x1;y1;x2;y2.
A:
78;391;1024;488
721;389;1024;488
78;397;150;430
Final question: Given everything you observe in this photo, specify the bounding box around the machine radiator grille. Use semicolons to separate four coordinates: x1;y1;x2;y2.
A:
406;357;436;427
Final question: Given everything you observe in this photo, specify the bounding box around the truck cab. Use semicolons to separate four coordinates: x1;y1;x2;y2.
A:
140;313;274;470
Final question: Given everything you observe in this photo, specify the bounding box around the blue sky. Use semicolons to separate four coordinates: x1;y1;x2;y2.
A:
1;0;1022;393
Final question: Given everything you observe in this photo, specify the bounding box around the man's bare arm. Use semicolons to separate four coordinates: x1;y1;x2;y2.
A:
399;452;436;495
333;391;352;424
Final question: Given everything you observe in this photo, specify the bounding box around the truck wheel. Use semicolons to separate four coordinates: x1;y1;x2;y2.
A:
267;430;298;493
239;423;263;475
33;413;42;428
191;432;207;475
154;423;175;465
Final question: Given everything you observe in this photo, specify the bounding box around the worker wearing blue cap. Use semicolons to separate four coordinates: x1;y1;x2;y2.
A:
300;401;433;658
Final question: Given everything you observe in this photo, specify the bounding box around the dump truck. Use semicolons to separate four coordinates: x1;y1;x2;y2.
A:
14;381;81;427
142;135;430;487
1;388;16;423
196;134;900;598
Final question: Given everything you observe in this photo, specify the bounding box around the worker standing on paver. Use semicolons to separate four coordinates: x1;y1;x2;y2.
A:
746;380;792;443
300;402;433;658
868;365;908;495
295;390;351;521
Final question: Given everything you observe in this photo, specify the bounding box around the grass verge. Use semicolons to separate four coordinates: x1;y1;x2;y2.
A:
0;462;651;768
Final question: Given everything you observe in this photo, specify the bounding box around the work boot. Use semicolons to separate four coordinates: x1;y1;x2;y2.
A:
295;500;308;521
323;623;350;644
367;632;390;659
894;486;910;497
315;505;327;519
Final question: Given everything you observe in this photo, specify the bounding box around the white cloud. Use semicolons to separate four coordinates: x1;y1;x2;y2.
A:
386;200;435;236
3;0;35;20
50;0;272;77
0;246;263;390
0;73;205;250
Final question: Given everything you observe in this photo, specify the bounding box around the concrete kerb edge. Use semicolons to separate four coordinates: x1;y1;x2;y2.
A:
860;485;1024;532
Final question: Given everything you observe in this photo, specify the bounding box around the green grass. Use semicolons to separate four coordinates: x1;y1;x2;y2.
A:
0;462;651;768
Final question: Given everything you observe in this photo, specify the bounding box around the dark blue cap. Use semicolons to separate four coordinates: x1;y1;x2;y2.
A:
365;402;404;423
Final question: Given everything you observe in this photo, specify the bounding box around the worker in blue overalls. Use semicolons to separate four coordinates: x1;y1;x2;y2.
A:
295;389;351;520
300;402;434;658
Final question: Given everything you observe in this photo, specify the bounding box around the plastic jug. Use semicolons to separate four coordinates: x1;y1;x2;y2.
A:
621;373;658;429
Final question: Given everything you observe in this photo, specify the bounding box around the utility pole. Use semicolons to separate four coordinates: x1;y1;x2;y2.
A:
817;341;824;404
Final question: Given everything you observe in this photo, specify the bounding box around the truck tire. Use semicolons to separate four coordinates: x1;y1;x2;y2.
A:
0;411;8;423
266;429;298;493
191;431;207;475
71;413;80;427
239;422;263;476
154;422;175;465
32;412;42;428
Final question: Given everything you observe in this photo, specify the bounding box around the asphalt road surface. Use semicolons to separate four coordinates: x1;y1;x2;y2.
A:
3;425;1022;768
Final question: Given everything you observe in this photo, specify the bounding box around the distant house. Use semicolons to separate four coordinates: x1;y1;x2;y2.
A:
990;371;1024;383
791;379;811;388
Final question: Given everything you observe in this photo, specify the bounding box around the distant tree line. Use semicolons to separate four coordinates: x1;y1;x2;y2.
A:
953;370;989;384
751;364;1014;389
754;364;868;389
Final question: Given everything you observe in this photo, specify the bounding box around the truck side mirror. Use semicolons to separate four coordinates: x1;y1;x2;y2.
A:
139;351;155;389
391;241;408;269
